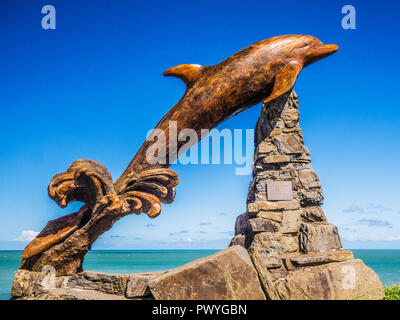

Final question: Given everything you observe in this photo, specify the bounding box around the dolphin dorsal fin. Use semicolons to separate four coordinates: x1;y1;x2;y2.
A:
163;64;210;86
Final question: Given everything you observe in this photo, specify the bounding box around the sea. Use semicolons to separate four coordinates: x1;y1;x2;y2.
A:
1;249;399;300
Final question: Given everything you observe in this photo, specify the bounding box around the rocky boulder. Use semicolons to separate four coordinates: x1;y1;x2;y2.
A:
11;269;164;300
299;223;342;252
274;259;384;300
148;246;266;300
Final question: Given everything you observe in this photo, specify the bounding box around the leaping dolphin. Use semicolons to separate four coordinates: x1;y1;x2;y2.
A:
115;34;338;190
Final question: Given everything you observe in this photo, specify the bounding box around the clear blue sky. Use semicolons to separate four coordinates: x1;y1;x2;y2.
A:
1;0;399;250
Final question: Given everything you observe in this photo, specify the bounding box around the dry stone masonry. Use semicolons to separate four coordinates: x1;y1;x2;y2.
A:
230;91;384;300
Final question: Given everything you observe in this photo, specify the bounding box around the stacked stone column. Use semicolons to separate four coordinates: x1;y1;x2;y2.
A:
230;91;384;300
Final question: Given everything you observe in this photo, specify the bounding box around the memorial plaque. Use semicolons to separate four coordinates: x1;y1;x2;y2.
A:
267;181;293;201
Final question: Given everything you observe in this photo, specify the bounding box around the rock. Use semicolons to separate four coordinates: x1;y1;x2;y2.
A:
264;155;291;164
256;171;278;180
251;232;298;254
249;249;280;300
280;210;300;234
281;107;299;123
250;248;282;269
269;269;289;281
12;270;129;300
255;180;268;193
293;155;311;163
255;192;267;201
12;270;52;298
299;223;342;253
274;259;385;300
229;234;246;247
234;213;250;235
11;269;164;300
249;218;279;233
257;210;283;223
126;271;166;298
257;142;276;155
288;250;353;267
299;190;324;206
300;206;326;222
282;126;301;134
148;246;266;300
298;170;321;189
248;200;300;214
233;213;253;247
269;128;282;138
19;288;128;300
293;162;312;171
273;135;304;154
278;170;293;179
66;271;129;295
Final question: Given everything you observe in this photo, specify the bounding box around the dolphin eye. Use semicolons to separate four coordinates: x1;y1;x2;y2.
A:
302;43;308;48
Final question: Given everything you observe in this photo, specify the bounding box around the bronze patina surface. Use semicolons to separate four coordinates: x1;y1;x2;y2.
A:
20;35;338;275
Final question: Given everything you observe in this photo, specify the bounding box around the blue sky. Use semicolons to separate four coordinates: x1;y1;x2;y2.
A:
0;0;399;250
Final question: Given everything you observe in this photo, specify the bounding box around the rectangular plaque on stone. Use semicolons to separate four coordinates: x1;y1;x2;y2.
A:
267;181;293;201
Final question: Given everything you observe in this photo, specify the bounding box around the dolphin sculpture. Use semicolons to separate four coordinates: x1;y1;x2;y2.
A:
115;35;338;191
20;35;338;275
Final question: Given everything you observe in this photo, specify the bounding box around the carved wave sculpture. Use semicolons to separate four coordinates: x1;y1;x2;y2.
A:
21;160;178;275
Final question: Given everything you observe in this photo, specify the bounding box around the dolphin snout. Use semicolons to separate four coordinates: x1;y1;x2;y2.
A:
319;44;339;55
304;44;339;66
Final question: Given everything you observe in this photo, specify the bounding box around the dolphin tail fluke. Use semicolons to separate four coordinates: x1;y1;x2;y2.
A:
163;64;211;86
263;61;302;104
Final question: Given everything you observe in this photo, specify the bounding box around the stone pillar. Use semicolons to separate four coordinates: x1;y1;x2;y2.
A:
230;91;384;300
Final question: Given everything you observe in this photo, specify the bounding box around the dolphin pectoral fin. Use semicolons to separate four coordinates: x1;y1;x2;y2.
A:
263;61;302;104
163;64;210;86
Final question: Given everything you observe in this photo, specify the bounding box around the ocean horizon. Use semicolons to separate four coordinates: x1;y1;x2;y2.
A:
1;249;399;300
